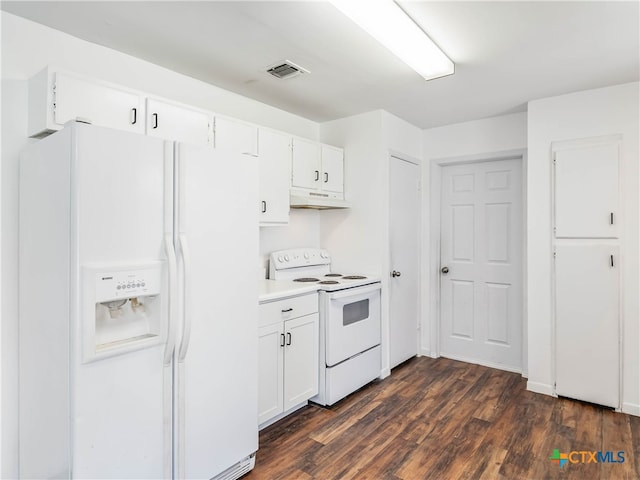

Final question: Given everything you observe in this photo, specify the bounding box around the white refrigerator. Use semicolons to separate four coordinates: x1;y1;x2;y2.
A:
19;121;259;479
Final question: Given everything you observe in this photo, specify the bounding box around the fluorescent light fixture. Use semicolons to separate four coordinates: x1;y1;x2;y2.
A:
329;0;454;80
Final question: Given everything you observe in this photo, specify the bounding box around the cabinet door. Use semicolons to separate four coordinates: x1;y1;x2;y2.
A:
554;143;619;238
258;323;284;425
291;138;321;190
259;129;291;225
321;145;344;195
214;116;258;157
55;72;144;134
283;313;319;411
555;244;619;408
146;98;212;145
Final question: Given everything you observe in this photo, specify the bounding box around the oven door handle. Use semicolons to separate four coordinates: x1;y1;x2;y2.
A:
324;283;381;300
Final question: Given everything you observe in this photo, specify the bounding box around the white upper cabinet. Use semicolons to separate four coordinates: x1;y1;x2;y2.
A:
145;97;212;146
320;145;344;194
214;116;258;156
291;138;344;198
28;67;145;137
291;138;322;190
258;129;291;226
554;141;619;238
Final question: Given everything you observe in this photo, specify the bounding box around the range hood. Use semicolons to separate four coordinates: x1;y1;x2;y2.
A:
290;191;350;210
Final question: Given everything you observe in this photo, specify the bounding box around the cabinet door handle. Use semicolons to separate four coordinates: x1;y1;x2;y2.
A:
314;170;320;182
286;332;292;346
324;172;328;183
610;254;614;268
261;201;267;213
281;308;293;313
152;113;158;129
610;212;614;225
130;107;137;125
280;333;285;347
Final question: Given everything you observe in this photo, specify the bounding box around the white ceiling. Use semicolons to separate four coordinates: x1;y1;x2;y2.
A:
2;1;639;129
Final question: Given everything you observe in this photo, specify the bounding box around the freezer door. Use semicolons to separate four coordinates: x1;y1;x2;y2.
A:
70;123;170;478
174;142;259;478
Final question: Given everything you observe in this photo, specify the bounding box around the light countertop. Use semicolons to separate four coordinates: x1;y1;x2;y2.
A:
259;279;319;303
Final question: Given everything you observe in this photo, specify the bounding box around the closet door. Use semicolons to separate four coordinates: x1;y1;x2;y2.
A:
555;244;619;408
554;143;619;238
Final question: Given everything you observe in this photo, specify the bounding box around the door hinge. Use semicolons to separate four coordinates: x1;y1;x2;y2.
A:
52;82;57;114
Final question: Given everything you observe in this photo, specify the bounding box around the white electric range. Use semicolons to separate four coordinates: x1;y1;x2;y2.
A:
269;248;382;406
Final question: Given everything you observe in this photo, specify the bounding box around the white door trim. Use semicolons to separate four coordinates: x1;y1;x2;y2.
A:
427;149;528;377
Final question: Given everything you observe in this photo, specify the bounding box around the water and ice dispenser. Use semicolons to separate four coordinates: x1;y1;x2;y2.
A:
82;262;164;363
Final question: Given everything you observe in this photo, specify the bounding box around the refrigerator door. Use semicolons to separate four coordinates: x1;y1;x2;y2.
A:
71;123;169;478
174;142;259;479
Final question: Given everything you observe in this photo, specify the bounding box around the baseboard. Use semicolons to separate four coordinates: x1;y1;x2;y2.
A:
419;347;433;358
441;353;522;374
379;367;391;379
622;402;640;417
259;402;307;431
527;381;554;396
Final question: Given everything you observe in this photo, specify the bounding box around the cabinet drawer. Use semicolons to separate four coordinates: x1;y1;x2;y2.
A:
259;293;318;327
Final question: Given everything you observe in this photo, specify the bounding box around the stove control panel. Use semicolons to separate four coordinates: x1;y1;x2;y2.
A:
270;248;331;270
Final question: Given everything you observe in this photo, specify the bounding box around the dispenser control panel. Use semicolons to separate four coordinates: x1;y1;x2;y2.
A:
82;261;165;363
94;265;162;301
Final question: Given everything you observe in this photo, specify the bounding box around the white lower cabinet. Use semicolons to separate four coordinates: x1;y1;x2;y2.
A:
258;293;319;426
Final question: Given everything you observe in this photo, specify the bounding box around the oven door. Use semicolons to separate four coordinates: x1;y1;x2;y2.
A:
321;283;381;367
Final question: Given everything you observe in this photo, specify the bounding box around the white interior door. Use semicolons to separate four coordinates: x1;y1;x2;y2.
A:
440;159;522;371
389;156;420;369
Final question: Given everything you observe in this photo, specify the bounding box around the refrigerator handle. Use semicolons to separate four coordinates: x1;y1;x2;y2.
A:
163;234;178;365
178;233;193;362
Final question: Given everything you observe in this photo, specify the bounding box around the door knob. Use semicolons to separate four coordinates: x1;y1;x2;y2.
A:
391;270;401;278
441;266;449;274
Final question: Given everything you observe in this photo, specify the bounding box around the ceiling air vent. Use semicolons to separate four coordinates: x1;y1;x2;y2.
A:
265;60;309;79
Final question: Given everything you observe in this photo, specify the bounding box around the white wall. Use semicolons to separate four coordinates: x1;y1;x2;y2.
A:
527;82;639;415
320;110;421;377
421;112;528;358
0;12;321;477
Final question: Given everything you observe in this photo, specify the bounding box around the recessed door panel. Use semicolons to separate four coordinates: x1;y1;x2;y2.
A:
486;203;510;263
486;283;509;345
451;280;474;339
452;205;474;262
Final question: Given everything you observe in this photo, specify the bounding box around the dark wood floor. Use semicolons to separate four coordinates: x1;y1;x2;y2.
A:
245;357;640;480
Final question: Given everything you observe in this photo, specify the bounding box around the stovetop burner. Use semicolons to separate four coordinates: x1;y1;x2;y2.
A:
270;248;380;291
